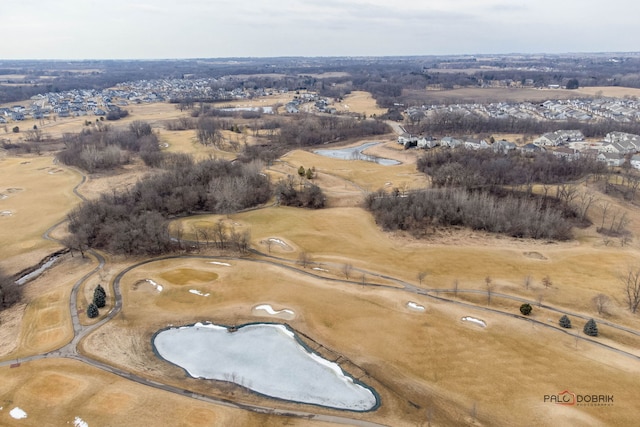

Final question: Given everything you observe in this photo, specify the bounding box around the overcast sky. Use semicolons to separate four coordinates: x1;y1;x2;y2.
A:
3;0;639;59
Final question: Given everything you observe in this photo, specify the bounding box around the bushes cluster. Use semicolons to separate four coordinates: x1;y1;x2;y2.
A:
365;187;573;240
67;157;271;255
275;178;326;209
0;268;22;312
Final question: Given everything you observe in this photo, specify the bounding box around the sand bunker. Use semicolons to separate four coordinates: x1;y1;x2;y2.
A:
0;210;12;216
264;237;292;251
252;304;296;320
207;261;231;267
462;316;487;327
133;279;163;292
10;407;28;419
189;289;210;297
406;302;425;311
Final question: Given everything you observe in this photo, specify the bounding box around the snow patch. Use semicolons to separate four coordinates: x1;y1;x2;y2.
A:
73;416;89;427
145;279;163;292
208;261;231;267
10;407;27;419
1;210;13;216
312;267;329;272
189;289;210;297
407;302;425;311
267;238;290;248
462;316;486;327
254;304;295;316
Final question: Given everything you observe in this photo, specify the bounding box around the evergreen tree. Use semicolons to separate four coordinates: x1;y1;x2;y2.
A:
93;291;106;308
583;318;598;337
298;166;306;177
93;285;106;308
559;315;572;329
519;303;532;315
87;303;99;318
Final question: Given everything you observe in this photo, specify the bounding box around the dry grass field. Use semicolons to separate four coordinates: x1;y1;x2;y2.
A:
332;91;389;117
0;156;80;274
405;87;586;104
3;93;640;426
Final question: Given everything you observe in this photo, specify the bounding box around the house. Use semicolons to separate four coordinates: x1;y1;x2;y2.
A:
631;154;640;170
533;130;584;147
417;136;438;149
492;139;517;154
552;147;580;161
464;138;489;150
597;152;626;167
520;143;544;154
397;133;417;146
440;136;462;148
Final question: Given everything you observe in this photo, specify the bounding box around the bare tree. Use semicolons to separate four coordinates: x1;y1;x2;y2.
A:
417;271;427;286
524;275;531;290
542;275;552;289
453;279;459;298
297;252;312;269
621;268;640;313
342;263;353;280
592;293;611;316
575;191;597;222
537;293;544;307
485;276;493;306
599;201;611;231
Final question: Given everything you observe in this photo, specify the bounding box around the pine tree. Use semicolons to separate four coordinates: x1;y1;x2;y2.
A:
583;318;598;337
87;303;99;318
519;303;532;315
559;315;572;329
93;285;106;308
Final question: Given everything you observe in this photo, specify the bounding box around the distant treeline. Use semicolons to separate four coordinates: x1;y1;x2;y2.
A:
417;148;607;189
66;158;271;255
408;111;640;138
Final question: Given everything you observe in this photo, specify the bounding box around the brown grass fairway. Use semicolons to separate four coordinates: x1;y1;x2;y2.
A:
0;156;80;274
0;358;334;427
333;91;388;117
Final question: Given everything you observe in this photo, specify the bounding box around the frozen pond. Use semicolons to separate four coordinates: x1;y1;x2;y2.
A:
314;142;400;165
153;322;378;411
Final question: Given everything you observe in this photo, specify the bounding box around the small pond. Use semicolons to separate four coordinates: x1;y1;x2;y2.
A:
314;142;400;165
153;322;378;411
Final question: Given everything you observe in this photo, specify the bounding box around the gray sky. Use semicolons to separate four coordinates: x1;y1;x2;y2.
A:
3;0;639;59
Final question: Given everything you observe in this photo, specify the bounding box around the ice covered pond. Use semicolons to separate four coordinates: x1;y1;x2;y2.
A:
153;322;378;411
314;142;400;166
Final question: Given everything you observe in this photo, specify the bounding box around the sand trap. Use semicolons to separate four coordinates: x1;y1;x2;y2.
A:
252;304;296;320
74;417;89;427
139;279;163;292
189;289;210;297
462;316;487;327
265;238;292;251
0;210;12;216
406;302;425;311
208;261;231;267
10;407;28;419
313;267;329;272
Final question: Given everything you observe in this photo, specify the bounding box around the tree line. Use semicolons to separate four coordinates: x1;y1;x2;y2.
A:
365;187;573;240
66;157;271;255
56;121;162;172
408;111;640;139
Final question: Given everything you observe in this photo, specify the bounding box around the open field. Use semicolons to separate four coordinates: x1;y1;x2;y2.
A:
3;96;640;426
0;156;80;274
333;91;388;117
405;87;589;104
